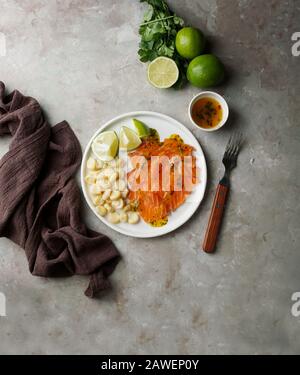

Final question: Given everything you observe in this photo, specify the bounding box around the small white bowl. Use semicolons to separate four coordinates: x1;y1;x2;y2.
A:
188;91;229;132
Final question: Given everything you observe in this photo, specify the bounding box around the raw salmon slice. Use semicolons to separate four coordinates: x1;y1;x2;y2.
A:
127;134;198;226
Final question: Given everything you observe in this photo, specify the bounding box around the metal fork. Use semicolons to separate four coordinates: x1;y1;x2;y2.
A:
202;132;243;253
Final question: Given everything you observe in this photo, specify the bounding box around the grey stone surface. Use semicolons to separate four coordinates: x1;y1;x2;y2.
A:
0;0;299;355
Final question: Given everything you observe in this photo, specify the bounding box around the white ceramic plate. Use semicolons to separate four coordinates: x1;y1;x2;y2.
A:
81;111;207;238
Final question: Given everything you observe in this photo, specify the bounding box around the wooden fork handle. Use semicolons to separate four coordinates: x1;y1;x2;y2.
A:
202;183;229;253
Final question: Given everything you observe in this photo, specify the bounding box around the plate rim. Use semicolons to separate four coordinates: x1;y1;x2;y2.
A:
81;111;207;238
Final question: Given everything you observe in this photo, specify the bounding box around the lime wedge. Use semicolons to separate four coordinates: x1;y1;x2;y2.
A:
147;57;179;89
119;126;142;151
132;118;150;138
92;131;119;161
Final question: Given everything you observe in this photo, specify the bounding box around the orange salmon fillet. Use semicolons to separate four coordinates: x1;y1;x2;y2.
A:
127;135;199;225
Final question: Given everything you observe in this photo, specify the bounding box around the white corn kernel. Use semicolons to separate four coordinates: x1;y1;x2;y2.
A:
104;203;112;213
87;157;97;170
128;212;139;224
96;159;104;169
92;195;102;205
89;170;100;176
97;170;106;179
111;199;124;210
97;206;107;217
109;172;118;184
97;177;111;190
119;211;128;223
85;175;96;185
89;184;102;195
121;189;129;198
110;191;121;201
124;205;131;212
102;189;111;201
107;212;120;224
111;181;118;191
103;167;115;177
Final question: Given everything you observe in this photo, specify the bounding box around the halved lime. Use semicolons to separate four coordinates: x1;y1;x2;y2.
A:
92;131;119;161
147;57;179;89
119;126;142;151
132;118;150;138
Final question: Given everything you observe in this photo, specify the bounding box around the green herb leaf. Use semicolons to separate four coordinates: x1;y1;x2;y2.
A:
143;5;154;21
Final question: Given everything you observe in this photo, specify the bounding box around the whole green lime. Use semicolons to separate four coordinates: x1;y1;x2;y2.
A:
187;54;225;88
175;27;205;60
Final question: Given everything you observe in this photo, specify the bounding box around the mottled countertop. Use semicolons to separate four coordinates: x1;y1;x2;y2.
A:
0;0;299;354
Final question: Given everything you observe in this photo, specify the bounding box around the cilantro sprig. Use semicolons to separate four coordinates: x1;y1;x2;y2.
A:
138;0;188;88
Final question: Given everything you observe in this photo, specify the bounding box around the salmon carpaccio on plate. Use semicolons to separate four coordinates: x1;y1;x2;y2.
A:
127;133;199;227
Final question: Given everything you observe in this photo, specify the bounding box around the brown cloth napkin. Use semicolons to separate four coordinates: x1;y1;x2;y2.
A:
0;82;120;297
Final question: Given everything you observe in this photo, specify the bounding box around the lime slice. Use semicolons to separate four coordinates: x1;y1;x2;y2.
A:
147;57;179;89
132;118;150;138
92;131;119;161
119;126;142;151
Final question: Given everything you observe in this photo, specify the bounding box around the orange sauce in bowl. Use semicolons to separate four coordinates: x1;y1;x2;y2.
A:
191;97;223;129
